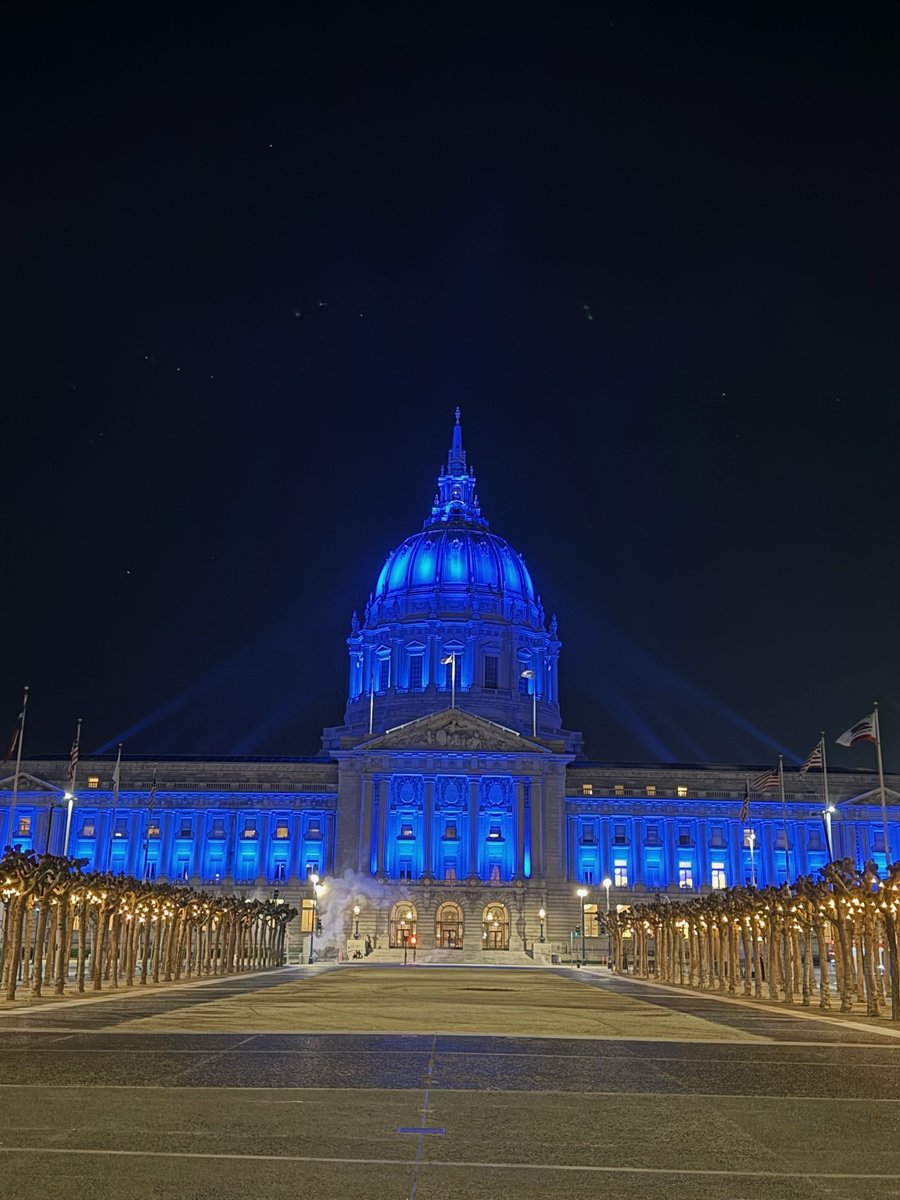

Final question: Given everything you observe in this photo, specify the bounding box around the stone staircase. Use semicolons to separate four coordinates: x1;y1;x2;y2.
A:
361;947;542;967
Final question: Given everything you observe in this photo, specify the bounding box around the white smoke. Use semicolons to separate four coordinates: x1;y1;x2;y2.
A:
316;870;395;957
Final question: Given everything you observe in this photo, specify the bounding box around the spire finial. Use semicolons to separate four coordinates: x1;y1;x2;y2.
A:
455;406;461;425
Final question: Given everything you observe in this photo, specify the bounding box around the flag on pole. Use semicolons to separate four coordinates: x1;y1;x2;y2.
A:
739;780;750;823
111;744;122;801
836;712;877;747
5;718;22;763
148;765;158;812
67;719;82;783
798;741;824;776
751;767;779;792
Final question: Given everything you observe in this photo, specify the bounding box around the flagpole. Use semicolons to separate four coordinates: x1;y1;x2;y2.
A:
142;764;157;882
7;686;28;850
820;733;835;862
744;777;756;887
874;702;890;865
106;743;122;871
778;755;791;882
62;717;81;856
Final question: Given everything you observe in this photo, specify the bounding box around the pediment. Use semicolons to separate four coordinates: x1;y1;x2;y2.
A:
844;786;900;808
362;708;546;754
0;772;59;794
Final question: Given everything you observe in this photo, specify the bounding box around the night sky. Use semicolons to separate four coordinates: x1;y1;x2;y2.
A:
4;5;899;767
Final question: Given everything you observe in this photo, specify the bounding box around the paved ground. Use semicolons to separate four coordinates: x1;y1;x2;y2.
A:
1;964;899;1200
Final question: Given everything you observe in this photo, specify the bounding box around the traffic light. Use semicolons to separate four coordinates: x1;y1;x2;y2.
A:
316;919;322;935
409;934;417;946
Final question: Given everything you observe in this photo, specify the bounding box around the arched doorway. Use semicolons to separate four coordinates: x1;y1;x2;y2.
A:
435;902;464;949
389;902;417;948
482;903;510;950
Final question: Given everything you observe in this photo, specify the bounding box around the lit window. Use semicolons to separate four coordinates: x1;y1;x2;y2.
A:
614;860;628;888
645;785;656;798
445;864;457;882
444;822;458;839
300;899;316;932
408;656;423;690
379;658;390;691
489;863;501;881
678;862;693;889
614;785;625;797
243;819;257;839
711;862;727;889
677;786;688;798
148;823;160;838
484;655;499;690
584;903;600;937
275;821;289;839
400;823;414;839
488;824;502;839
582;784;593;796
87;776;99;790
81;819;96;838
16;816;31;836
114;817;128;837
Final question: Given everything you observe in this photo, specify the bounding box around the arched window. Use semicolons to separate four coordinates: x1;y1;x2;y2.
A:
435;902;464;949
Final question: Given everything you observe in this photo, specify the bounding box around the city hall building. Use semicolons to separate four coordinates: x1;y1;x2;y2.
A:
2;414;897;960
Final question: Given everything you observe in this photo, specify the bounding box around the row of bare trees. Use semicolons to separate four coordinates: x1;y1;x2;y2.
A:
604;858;900;1021
0;849;298;1001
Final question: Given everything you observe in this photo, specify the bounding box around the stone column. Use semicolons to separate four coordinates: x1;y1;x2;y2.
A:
632;817;644;888
516;778;526;876
376;778;386;876
359;775;373;876
468;778;479;878
424;777;434;877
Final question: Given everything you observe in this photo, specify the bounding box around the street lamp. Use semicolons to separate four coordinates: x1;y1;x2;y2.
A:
521;669;537;737
577;887;588;967
308;872;324;964
602;876;612;912
440;654;458;708
538;907;546;943
602;876;613;968
353;903;361;938
823;805;836;863
62;792;75;856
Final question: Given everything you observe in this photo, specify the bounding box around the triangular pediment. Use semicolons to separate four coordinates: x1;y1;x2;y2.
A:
0;772;59;794
844;786;900;807
361;708;547;754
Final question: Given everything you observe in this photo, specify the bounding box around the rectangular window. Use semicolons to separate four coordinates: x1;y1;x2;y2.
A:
583;867;595;884
584;903;600;937
178;819;192;838
300;899;316;932
488;824;502;839
873;832;886;852
408;656;423;690
87;776;99;790
444;863;457;882
581;825;595;843
307;819;322;838
677;785;688;798
645;785;656;798
614;784;625;797
210;817;226;838
114;817;128;837
644;860;662;888
677;825;692;846
80;819;96;838
145;862;157;881
399;858;413;880
581;784;593;796
243;818;257;838
273;862;286;882
484;655;499;689
444;822;458;839
16;816;31;836
613;823;627;844
176;857;190;880
614;860;628;888
644;823;661;845
275;820;290;839
489;863;501;882
148;822;160;838
709;823;725;847
305;861;319;878
711;862;727;889
400;822;414;839
678;862;693;889
775;829;791;849
379;658;390;691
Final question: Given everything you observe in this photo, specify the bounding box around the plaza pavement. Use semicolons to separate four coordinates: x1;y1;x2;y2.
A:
0;963;899;1200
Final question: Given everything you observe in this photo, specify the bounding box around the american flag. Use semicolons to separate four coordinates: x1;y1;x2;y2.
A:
67;719;82;783
798;741;823;776
751;767;779;792
5;720;21;763
739;780;750;823
148;765;158;812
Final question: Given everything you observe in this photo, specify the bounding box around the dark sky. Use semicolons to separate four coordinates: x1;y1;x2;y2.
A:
4;3;899;766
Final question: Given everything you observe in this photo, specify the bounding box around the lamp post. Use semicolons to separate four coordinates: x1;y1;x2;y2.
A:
353;903;361;938
747;829;757;887
62;792;75;856
440;654;458;708
521;669;537;737
577;887;588;966
309;873;324;964
538;907;546;943
823;805;836;863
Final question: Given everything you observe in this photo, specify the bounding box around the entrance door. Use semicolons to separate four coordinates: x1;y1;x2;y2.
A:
435;902;463;950
482;903;510;950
